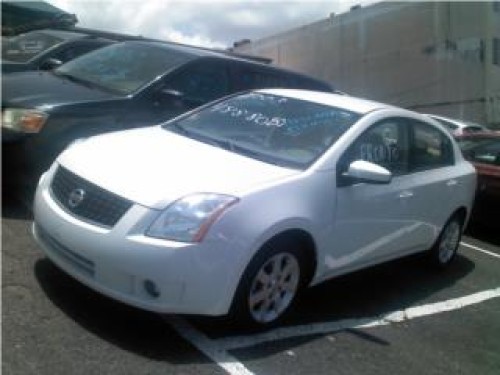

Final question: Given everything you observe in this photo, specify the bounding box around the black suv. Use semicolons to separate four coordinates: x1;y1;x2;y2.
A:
2;29;114;73
2;40;333;187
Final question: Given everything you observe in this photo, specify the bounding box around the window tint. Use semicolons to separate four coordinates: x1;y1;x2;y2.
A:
164;60;229;105
341;119;409;175
459;138;500;166
233;68;289;90
410;121;454;171
230;63;331;92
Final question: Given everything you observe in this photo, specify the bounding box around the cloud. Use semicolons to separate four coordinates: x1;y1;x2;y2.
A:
48;1;373;48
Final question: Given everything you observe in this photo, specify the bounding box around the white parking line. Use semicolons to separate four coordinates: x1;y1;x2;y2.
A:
214;287;500;351
165;288;500;375
165;316;255;375
461;242;500;259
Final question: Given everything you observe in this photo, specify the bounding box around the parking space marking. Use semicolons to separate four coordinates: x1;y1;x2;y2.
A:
165;316;255;375
215;287;500;350
461;242;500;259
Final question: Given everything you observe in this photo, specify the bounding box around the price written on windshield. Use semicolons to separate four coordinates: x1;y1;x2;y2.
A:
211;103;287;128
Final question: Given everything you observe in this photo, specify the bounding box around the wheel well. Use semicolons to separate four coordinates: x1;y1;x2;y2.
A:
453;207;467;226
263;229;317;286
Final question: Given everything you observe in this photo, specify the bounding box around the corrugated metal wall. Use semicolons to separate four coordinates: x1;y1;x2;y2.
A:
234;2;500;128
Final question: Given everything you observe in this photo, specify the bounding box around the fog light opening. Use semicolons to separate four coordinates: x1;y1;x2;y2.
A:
144;279;160;298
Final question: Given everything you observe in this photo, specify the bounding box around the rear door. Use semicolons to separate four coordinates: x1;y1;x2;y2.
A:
330;117;459;273
407;119;461;230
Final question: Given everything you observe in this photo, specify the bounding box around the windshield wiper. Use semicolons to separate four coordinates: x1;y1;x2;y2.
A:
165;125;300;168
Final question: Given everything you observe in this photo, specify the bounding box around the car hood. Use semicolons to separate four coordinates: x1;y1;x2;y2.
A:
2;71;118;109
57;127;299;209
2;61;31;74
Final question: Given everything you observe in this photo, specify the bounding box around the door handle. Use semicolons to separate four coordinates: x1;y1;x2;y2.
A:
398;190;414;199
446;179;458;187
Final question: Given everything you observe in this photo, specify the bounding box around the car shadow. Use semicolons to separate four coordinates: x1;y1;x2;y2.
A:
1;185;33;221
189;252;476;357
465;196;500;246
35;251;476;361
465;220;500;247
33;259;211;364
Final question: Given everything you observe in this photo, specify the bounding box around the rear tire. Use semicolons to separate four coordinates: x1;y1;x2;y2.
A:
429;214;463;268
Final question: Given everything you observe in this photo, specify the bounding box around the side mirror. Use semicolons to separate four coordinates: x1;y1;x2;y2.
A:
342;160;392;185
160;88;184;99
156;88;187;108
39;58;63;71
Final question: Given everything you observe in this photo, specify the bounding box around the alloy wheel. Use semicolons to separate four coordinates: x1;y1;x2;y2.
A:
247;252;300;324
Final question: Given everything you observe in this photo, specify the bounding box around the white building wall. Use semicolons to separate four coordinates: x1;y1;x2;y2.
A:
234;1;500;127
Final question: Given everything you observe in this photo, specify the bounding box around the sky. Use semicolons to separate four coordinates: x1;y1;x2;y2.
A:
48;0;377;49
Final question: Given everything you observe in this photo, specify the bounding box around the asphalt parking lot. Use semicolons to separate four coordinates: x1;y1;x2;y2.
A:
3;191;500;375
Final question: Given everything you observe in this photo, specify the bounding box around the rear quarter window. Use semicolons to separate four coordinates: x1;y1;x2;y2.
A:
231;64;330;92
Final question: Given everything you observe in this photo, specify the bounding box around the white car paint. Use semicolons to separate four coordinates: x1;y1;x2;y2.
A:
33;89;477;320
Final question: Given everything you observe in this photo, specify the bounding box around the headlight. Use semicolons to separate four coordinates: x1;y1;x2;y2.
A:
2;108;48;133
146;193;239;243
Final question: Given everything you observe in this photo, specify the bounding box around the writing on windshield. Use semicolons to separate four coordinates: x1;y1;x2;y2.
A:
167;92;361;169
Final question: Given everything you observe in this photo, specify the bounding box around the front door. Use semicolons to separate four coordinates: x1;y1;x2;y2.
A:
326;118;422;272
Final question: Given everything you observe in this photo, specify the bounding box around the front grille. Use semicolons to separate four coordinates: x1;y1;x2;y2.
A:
50;166;132;228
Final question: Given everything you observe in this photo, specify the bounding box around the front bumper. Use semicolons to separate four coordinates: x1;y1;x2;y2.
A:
32;166;245;316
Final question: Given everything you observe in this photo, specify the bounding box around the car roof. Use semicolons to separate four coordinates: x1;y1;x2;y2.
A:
26;28;89;40
258;88;395;114
122;40;261;60
115;41;333;89
122;38;288;65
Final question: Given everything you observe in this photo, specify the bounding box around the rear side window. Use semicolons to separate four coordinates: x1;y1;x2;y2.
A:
232;68;287;90
459;138;500;166
410;121;454;171
231;64;330;92
164;60;230;105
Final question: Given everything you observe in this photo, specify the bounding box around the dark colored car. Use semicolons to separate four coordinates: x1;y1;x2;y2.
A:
2;40;333;188
456;132;500;226
2;29;114;73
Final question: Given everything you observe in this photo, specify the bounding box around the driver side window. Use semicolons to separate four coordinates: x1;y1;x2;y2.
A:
340;118;409;176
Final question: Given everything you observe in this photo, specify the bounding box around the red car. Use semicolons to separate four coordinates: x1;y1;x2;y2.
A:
456;132;500;225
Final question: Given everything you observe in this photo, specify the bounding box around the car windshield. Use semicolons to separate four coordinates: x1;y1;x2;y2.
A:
54;42;193;95
164;92;361;169
2;31;64;63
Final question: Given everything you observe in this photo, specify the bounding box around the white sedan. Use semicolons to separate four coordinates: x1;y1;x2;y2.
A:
33;89;476;327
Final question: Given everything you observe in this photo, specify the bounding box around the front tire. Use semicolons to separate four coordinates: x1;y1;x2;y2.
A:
231;238;309;327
